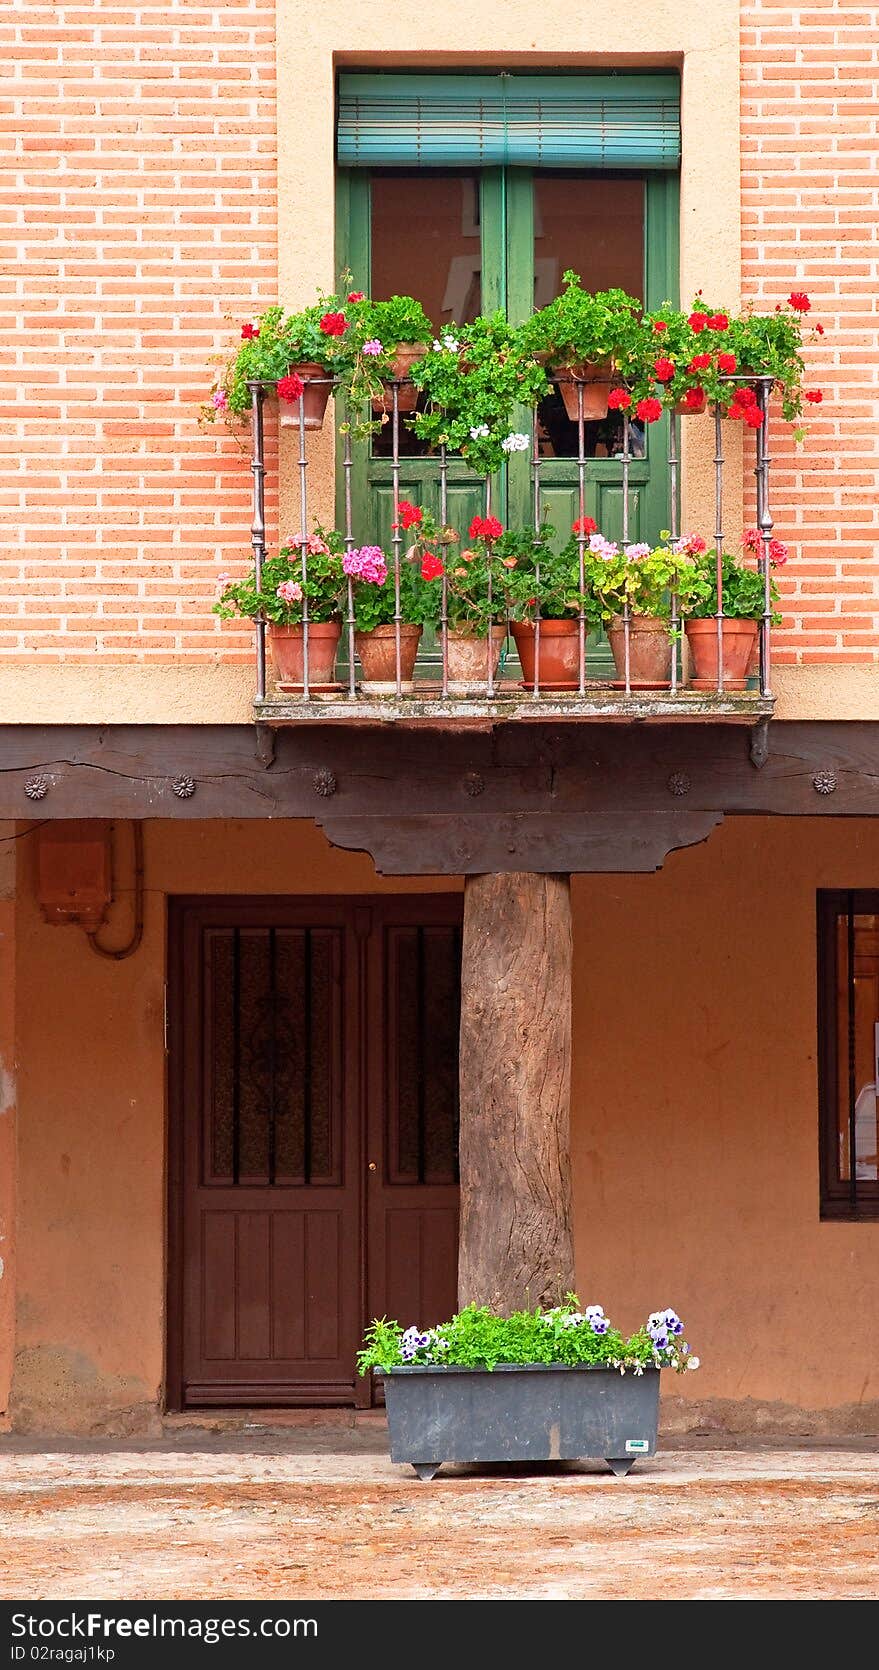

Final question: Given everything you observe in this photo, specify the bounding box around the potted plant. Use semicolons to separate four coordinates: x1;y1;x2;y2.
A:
520;273;642;421
344;539;439;692
727;291;824;436
203;288;357;434
410;313;548;476
635;302;734;417
347;294;434;418
213;526;346;688
441;513;509;692
681;528;787;688
505;517;602;689
577;529;709;688
359;1297;699;1480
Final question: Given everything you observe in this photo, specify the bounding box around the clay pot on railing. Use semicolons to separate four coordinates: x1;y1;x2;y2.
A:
554;361;613;422
445;625;507;695
511;619;583;690
606;615;673;689
355;623;423;693
372;342;428;416
278;364;333;432
270;621;342;690
685;618;758;690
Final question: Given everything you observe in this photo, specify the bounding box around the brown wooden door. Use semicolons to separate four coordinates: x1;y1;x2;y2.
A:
167;895;461;1409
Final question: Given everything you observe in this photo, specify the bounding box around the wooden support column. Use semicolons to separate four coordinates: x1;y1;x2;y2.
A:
458;872;574;1312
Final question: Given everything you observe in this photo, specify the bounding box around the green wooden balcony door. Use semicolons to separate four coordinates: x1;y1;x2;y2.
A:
336;164;679;575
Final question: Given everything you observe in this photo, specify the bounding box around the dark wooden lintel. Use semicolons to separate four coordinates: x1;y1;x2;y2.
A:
1;720;877;874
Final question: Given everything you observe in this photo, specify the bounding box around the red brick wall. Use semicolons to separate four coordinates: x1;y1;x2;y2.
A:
2;5;875;669
741;2;878;665
0;1;277;662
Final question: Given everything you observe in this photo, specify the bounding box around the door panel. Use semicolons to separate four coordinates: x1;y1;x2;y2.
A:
167;896;461;1409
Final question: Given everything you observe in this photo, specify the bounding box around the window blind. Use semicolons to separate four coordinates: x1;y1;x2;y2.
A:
337;73;681;171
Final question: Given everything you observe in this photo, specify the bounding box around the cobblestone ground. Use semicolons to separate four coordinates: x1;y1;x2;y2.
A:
1;1424;878;1600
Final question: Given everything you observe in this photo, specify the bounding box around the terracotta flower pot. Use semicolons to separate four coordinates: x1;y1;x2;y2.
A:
685;617;759;690
511;619;583;690
278;363;333;432
556;361;613;422
606;615;673;689
372;341;428;415
675;388;707;416
445;625;507;695
355;623;422;693
270;621;341;689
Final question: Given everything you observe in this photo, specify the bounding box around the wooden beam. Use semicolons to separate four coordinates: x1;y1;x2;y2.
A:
457;872;574;1312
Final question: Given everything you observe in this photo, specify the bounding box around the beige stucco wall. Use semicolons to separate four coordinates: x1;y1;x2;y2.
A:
5;812;879;1433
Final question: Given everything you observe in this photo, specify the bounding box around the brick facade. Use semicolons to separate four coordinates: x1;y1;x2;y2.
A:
1;2;875;666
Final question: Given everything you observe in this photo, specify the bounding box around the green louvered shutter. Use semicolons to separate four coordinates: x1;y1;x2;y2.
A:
337;73;680;171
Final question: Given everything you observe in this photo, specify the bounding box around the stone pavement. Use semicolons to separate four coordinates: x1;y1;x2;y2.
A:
1;1420;878;1600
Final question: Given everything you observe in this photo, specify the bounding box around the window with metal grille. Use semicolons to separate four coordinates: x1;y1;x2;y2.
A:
817;891;879;1219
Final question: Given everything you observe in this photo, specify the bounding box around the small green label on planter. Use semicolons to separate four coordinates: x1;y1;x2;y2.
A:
625;1438;650;1453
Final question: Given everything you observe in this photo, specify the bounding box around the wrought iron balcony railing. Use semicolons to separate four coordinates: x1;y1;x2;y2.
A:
246;373;777;725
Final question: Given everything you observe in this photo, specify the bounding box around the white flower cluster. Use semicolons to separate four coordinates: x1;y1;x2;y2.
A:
433;333;460;353
501;431;530;453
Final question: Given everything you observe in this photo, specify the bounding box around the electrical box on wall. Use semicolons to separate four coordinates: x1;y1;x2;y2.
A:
36;822;112;929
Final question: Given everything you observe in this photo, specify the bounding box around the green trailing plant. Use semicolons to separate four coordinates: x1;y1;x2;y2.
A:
358;1298;699;1376
213;526;347;626
521;272;643;373
342;293;434;437
727;294;822;432
410;313;548;475
202;291;358;424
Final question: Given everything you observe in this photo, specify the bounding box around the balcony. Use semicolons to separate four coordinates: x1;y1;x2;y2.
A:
245;374;777;730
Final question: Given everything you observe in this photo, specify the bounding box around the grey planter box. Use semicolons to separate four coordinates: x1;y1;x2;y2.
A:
381;1362;660;1480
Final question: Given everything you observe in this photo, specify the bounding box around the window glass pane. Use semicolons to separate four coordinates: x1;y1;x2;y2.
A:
836;913;879;1183
534;174;645;461
370;172;482;457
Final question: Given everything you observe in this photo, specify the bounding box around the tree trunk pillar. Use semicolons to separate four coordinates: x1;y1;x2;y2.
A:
458;871;574;1313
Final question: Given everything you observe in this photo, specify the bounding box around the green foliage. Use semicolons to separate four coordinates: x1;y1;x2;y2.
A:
212;527;346;625
358;294;433;350
500;522;601;627
410;313;548;475
683;547;782;624
574;533;709;624
350;558;440;632
728;305;807;424
358;1298;696;1377
521;272;643;371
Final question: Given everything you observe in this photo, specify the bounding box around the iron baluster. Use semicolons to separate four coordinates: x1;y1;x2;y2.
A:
391;383;402;698
622;411;631;696
248;381;267;701
440;444;449;699
669;409;679;697
577;381;587;695
713;402;725;696
532;406;541;700
344;418;356;700
298;385;310;700
485;474;494;697
757;377;774;699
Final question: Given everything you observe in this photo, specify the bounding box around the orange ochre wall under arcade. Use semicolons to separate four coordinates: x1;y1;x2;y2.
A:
3;815;878;1434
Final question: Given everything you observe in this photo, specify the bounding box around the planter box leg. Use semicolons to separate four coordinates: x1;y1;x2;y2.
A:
412;1463;442;1481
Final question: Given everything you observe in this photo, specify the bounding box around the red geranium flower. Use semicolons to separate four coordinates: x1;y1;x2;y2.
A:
805;389;823;404
789;292;811;313
708;313;729;331
277;373;305;403
468;514;503;541
319;311;347;336
347;291;365;303
743;407;764;428
683;387;706;411
420;552;444;581
816;323;825;335
688;312;709;332
735;386;757;408
394;499;423;530
241;322;259;340
653;357;676;382
635;397;663;424
607;388;632;410
717;352;737;374
572;515;598;536
652;320;668;333
688;353;711;373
